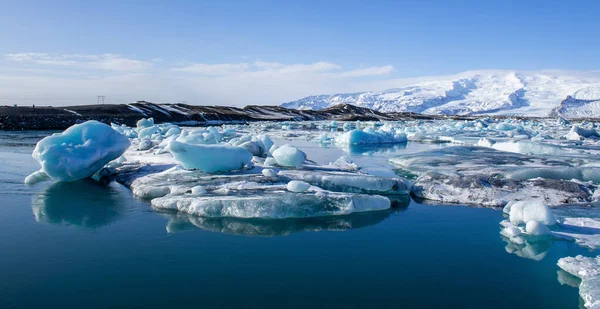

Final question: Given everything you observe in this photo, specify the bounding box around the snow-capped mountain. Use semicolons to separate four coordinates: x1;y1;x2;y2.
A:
281;70;600;118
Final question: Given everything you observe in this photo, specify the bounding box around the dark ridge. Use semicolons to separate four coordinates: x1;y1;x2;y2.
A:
0;101;576;131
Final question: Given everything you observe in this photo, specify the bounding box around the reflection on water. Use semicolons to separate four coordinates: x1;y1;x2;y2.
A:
164;196;409;236
557;269;582;288
331;142;408;155
31;180;128;228
501;235;554;261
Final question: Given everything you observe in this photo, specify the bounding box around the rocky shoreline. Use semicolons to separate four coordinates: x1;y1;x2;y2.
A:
0;101;558;130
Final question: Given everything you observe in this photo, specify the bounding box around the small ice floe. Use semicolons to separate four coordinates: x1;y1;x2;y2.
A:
558;255;600;309
390;146;594;207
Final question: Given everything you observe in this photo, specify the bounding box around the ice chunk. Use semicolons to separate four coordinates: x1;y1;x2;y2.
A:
137;138;153;151
239;141;267;157
167;140;252;173
24;170;50;185
136;117;154;129
262;169;277;177
138;125;161;139
525;220;552;236
567;125;600;141
264;157;277;166
191;185;207;195
509;201;557;226
257;134;274;151
31;120;130;182
272;144;306;168
335;129;407;145
287;180;311;192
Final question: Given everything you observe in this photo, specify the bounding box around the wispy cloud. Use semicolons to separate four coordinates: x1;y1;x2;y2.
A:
335;65;394;77
0;53;396;106
172;61;390;77
4;53;152;72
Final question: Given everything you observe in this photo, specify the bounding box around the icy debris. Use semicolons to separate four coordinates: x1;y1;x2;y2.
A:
553;217;600;250
509;201;557;226
191;186;207;195
525;220;552;236
24;170;50;185
272;144;306;168
278;170;411;195
167;140;252;173
287;180;311;192
567;125;600;141
329;156;359;171
411;171;591;207
335;128;407;145
31;121;130;182
558;255;600;309
262;169;277;177
136;117;154;129
137;138;153;151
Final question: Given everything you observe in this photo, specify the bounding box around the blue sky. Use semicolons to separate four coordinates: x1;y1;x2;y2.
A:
1;0;599;106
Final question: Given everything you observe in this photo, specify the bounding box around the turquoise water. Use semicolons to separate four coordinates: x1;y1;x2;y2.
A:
0;131;593;308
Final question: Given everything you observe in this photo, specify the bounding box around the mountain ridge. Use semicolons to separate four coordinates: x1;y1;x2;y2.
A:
281;70;600;117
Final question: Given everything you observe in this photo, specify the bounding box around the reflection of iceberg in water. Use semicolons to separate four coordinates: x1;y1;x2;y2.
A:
557;269;582;288
501;235;554;261
163;195;409;236
335;143;408;156
31;180;127;228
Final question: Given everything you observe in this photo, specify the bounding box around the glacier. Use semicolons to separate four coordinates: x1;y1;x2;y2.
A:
281;70;600;118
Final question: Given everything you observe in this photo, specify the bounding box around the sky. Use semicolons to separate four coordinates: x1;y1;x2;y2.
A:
1;0;599;106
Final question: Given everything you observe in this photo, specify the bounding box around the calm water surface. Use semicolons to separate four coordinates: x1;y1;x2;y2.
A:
0;131;594;308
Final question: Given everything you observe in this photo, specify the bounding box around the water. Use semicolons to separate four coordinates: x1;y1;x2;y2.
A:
0;131;593;308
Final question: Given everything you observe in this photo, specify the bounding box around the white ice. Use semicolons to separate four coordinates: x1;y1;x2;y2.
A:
31;120;130;182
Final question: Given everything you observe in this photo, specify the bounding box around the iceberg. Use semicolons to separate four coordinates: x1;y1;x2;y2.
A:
31;121;130;182
335;128;407;145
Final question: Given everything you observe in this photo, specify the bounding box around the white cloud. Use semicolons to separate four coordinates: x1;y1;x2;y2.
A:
0;55;396;107
4;53;152;72
173;63;250;75
335;65;395;77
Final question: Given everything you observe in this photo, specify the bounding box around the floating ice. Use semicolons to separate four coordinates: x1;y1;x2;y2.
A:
335;129;407;145
278;170;411;195
24;170;50;185
272;144;307;168
287;180;311;192
509;201;557;226
558;255;600;309
567;125;600;141
136;117;154;129
525;220;552;236
191;185;207;195
151;191;390;219
137;138;153;151
167;140;252;173
31;121;130;182
262;169;277;177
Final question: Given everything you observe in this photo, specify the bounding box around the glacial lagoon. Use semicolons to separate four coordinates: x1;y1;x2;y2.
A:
2;119;600;308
